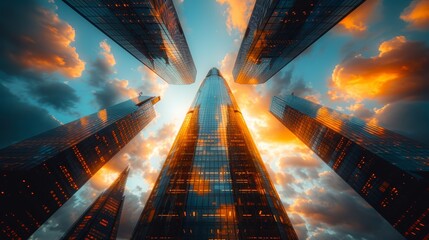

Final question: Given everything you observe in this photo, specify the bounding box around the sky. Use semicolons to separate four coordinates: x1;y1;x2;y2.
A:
0;0;428;239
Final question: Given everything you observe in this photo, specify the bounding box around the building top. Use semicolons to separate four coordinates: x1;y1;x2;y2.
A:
272;95;429;178
61;167;130;240
206;67;221;77
0;96;159;171
63;0;196;84
233;0;365;84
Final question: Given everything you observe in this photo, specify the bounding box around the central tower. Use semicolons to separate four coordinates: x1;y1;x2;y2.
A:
132;69;297;239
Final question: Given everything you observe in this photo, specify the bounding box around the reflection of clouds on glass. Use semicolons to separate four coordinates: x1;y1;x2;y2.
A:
97;109;108;123
316;107;344;133
63;0;196;84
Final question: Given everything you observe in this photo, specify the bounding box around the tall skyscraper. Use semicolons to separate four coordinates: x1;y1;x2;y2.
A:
233;0;365;84
0;96;159;239
131;68;298;239
62;167;129;240
63;0;196;85
270;95;429;239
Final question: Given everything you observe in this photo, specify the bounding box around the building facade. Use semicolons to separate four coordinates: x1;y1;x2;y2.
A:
132;69;298;239
270;95;429;239
233;0;365;84
0;96;159;239
62;167;129;240
63;0;196;85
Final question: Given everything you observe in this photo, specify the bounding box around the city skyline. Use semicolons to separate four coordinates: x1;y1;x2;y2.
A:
1;0;428;239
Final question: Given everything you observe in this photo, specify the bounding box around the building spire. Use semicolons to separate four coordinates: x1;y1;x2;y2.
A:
62;167;130;240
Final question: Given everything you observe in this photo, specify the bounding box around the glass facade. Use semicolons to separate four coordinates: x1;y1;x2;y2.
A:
63;0;196;85
62;167;129;240
0;96;159;239
132;68;298;239
233;0;364;84
270;95;429;239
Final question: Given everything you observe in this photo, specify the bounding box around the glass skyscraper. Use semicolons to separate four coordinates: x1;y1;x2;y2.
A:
0;96;159;239
131;68;298;239
233;0;364;84
63;0;196;85
270;95;429;239
62;167;129;240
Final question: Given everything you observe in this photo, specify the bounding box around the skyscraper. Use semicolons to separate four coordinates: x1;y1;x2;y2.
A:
63;0;196;85
0;96;159;239
233;0;365;84
132;68;298;239
62;167;129;240
270;95;429;239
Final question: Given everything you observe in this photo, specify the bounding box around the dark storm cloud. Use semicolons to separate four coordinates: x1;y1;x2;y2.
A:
0;0;84;112
0;84;60;149
29;81;79;111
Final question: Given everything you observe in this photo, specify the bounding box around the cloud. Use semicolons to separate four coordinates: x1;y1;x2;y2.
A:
346;103;375;121
259;137;404;239
336;0;380;35
88;40;116;87
88;40;137;108
0;0;85;78
0;84;61;149
99;40;116;66
29;81;79;111
400;0;429;30
328;36;429;103
89;41;166;109
93;79;138;109
0;0;82;112
287;173;404;240
125;123;178;171
219;52;318;144
216;0;255;34
373;101;429;144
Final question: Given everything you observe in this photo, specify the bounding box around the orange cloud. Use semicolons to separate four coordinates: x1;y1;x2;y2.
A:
111;79;139;99
401;0;429;30
219;52;298;145
11;8;85;78
99;40;116;67
337;0;379;34
119;123;179;188
89;152;128;191
328;36;429;103
216;0;255;34
346;103;375;121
